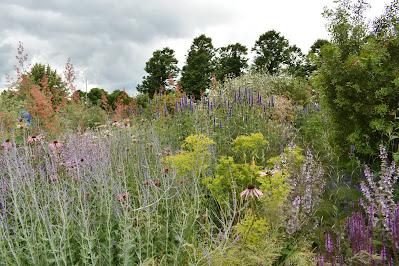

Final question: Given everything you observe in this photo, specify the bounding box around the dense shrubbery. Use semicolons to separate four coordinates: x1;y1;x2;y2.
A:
314;0;399;162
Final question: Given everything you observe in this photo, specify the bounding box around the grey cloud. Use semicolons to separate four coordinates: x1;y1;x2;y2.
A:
0;43;14;75
0;1;232;42
0;0;234;92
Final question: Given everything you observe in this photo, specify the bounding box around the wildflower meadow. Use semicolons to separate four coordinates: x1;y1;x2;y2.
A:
1;0;399;265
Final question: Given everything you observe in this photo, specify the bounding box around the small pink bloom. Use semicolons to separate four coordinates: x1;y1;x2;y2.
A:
259;171;268;177
112;120;130;128
1;139;12;151
27;135;43;144
144;179;161;187
240;185;264;199
116;192;130;203
49;174;59;182
48;140;63;151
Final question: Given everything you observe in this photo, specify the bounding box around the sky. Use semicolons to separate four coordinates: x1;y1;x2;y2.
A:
0;0;392;94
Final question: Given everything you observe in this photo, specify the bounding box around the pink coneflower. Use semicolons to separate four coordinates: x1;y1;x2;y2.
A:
49;174;59;182
259;170;269;177
144;179;161;187
116;192;130;203
48;140;63;151
112;121;129;128
1;139;12;151
27;135;43;144
162;148;172;156
240;185;264;199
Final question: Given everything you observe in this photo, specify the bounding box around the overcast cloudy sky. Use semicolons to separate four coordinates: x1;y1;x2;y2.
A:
0;0;391;94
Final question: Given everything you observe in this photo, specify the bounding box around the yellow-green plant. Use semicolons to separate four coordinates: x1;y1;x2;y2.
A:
209;221;282;266
232;132;268;163
235;211;269;245
203;156;261;206
164;134;214;178
258;169;290;212
250;145;306;228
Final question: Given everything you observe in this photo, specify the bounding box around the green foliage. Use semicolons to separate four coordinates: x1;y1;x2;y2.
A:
232;132;268;163
0;90;24;131
165;134;214;177
29;63;66;92
314;1;399;160
252;30;305;75
259;169;290;210
87;88;109;108
215;43;248;81
210;231;282;266
180;34;215;98
211;220;315;266
62;103;108;131
286;45;309;77
203;156;260;205
27;63;67;107
235;212;269;245
107;90;132;110
137;47;179;97
259;146;305;213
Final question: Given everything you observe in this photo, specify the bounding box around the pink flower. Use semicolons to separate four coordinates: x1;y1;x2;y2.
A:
116;192;130;203
49;174;59;182
27;135;43;144
112;120;130;129
144;179;161;187
48;140;63;151
240;185;264;199
1;139;12;151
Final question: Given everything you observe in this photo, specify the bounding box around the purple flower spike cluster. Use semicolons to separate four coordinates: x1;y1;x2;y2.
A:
286;148;324;235
360;145;399;248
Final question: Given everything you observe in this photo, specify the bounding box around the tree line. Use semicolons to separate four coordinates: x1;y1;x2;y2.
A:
137;30;329;98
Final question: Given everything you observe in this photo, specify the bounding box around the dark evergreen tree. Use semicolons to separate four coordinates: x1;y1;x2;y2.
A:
137;47;179;97
215;43;248;81
252;30;292;74
180;34;215;98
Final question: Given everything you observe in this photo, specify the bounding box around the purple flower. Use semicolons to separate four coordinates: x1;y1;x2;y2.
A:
325;233;334;254
381;245;387;263
317;256;324;266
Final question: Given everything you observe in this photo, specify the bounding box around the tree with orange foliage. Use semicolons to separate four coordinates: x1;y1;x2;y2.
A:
26;84;60;134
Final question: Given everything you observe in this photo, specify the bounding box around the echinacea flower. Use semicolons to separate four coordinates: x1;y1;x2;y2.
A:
1;139;12;151
49;174;59;182
112;121;129;129
116;192;129;203
48;140;63;151
27;135;43;144
259;170;271;177
240;185;264;199
144;179;161;187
